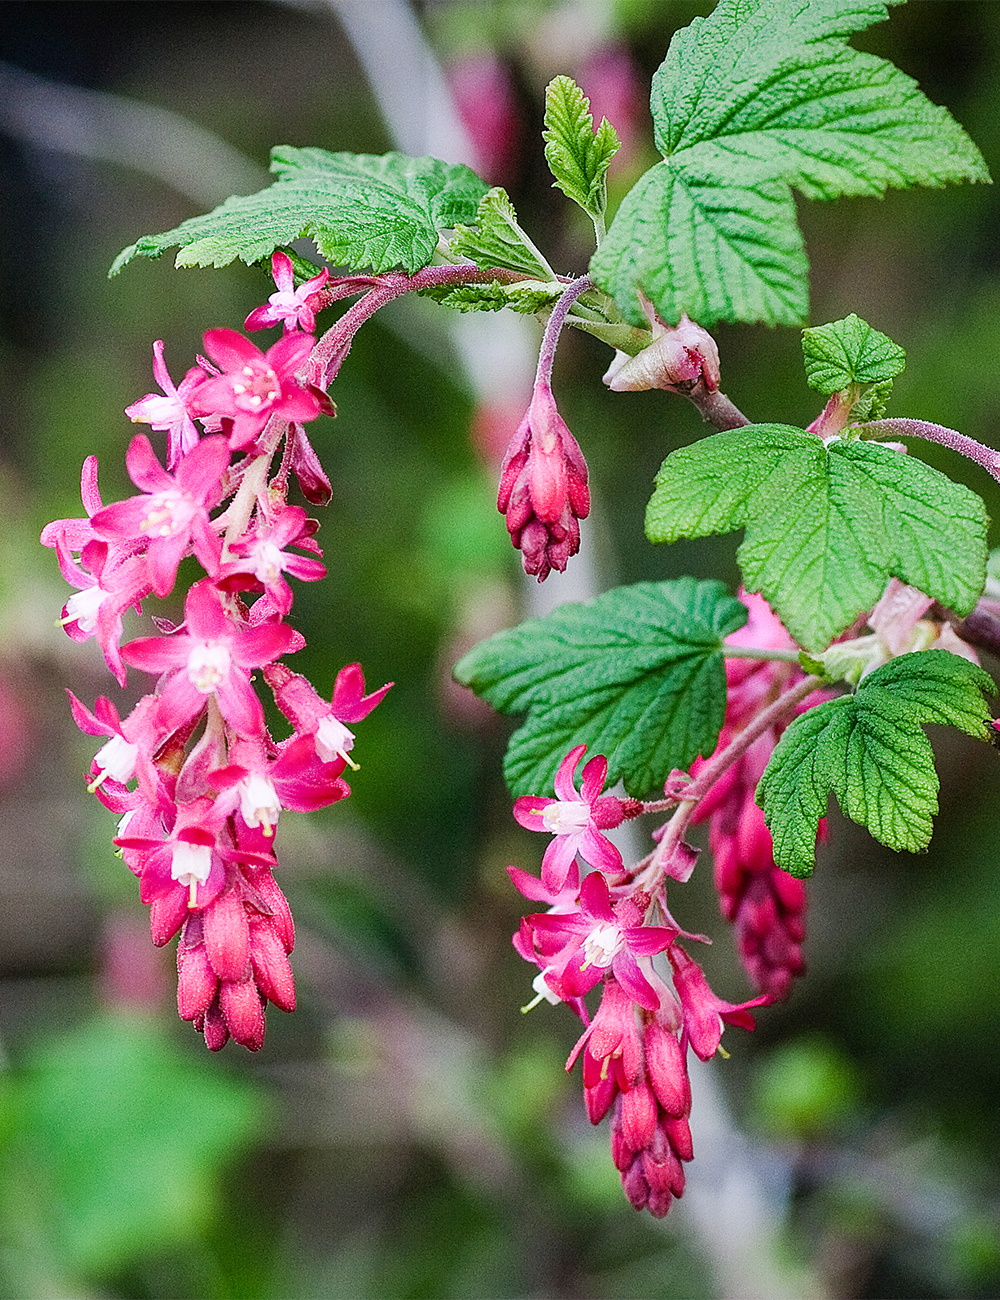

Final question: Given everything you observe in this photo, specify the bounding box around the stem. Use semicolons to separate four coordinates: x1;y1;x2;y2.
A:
636;674;824;891
534;275;593;389
218;416;288;558
685;380;751;431
309;263;530;388
858;418;1000;483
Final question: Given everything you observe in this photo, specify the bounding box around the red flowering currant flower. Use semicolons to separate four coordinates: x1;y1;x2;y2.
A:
91;434;229;598
513;744;624;893
264;661;392;771
122;579;299;738
193;328;321;450
244;251;331;334
668;943;770;1061
215;504;326;617
522;872;676;1008
52;538;151;687
125;340;208;469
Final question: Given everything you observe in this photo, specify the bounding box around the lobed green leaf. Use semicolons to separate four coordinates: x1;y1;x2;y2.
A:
111;147;489;276
591;0;989;327
756;651;995;875
802;314;906;394
645;424;988;652
453;578;747;797
542;75;621;219
447;187;556;280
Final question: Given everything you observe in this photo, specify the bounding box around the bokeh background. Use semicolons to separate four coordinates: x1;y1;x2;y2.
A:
1;2;1000;1297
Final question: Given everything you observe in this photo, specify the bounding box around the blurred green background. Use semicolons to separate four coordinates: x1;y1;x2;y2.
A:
1;2;999;1297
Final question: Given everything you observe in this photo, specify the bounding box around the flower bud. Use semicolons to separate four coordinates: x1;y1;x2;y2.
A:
603;313;720;394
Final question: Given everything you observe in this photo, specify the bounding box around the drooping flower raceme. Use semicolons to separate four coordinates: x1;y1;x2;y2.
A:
43;292;390;1053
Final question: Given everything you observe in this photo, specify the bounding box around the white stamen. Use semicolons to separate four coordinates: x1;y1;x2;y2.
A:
238;774;281;836
187;641;231;693
315;714;358;769
63;586;108;633
542;800;590;835
582;922;624;969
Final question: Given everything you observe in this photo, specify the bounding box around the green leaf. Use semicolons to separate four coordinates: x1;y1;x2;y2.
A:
543;75;621;218
453;578;747;797
448;186;556;280
803;314;907;394
591;0;990;327
111;147;489;276
756;651;995;875
422;279;561;314
645;424;988;652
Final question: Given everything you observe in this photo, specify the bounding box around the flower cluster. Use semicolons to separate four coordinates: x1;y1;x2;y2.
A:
42;252;389;1051
509;745;769;1216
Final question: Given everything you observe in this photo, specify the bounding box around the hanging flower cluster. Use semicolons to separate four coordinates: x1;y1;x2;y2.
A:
42;251;390;1052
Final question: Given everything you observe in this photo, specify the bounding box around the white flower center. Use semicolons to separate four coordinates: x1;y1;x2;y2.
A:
64;585;108;633
239;774;281;836
187;641;231;693
531;969;562;1006
93;734;139;784
583;922;624;969
315;714;357;768
250;540;286;585
171;841;213;907
142;489;191;537
542;800;590;835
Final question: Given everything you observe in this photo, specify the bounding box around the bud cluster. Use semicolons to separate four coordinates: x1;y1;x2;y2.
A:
42;252;389;1051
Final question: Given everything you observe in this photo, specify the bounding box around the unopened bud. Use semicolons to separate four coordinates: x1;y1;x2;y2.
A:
603;313;720;394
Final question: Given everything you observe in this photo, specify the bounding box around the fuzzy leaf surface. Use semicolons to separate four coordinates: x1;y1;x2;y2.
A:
803;314;907;393
422;280;560;314
543;75;620;217
453;579;747;797
645;424;987;652
591;0;989;326
756;651;994;875
448;187;555;279
111;148;489;275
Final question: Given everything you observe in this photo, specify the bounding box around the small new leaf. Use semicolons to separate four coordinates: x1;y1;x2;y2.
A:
448;187;555;280
423;280;560;315
757;651;995;875
543;75;621;220
591;0;989;327
111;148;489;276
803;314;906;394
453;578;747;797
645;424;988;652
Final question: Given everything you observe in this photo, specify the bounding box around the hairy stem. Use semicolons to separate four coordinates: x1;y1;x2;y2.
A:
637;673;824;890
859;418;1000;482
534;275;594;389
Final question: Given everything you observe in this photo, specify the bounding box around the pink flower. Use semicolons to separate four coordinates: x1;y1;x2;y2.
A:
215;505;326;616
67;691;166;808
192;329;321;450
125;340;208;469
263;661;392;769
668;944;771;1061
497;380;590;581
513;744;624;892
52;539;151;687
522;872;676;1009
244;251;331;334
122;579;298;737
603;311;720;394
90;434;229;598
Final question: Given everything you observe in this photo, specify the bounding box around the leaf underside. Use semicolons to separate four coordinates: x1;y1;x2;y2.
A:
590;0;989;327
645;424;988;653
756;651;995;875
453;578;747;797
111;148;490;276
